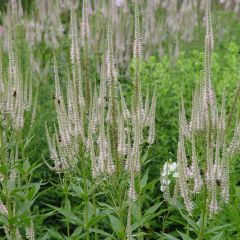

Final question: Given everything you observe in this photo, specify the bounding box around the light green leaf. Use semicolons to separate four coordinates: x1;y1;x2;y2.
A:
45;204;82;225
180;211;199;233
211;232;224;240
145;202;163;215
109;215;122;235
90;228;116;239
27;182;41;200
132;213;158;231
47;229;64;239
177;231;193;240
71;226;82;238
87;201;94;221
140;171;148;190
163;233;180;240
65;198;71;212
17;200;34;214
206;224;231;234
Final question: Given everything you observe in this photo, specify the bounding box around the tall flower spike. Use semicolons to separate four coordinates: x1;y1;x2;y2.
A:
117;106;127;156
190;85;200;132
221;139;229;204
177;128;193;214
81;0;91;106
99;56;107;107
191;132;202;193
45;124;59;171
180;96;190;138
148;87;156;144
106;24;118;123
128;147;137;201
143;85;150;125
131;98;141;172
98;97;108;174
81;0;89;45
119;85;131;120
6;30;15;114
125;129;132;172
0;47;4;94
133;0;142;60
70;8;85;109
133;0;143;125
107;128;116;175
6;29;30;130
203;0;217;128
53;57;62;104
126;202;132;240
171;0;231;217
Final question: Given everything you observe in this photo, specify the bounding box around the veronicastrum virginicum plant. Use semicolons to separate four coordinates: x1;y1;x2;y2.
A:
45;0;157;239
0;30;39;240
162;1;240;239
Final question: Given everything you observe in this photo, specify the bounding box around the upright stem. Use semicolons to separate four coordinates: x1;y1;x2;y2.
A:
83;39;91;109
137;172;142;240
198;187;207;240
115;176;125;235
82;155;90;240
92;187;98;240
63;179;70;237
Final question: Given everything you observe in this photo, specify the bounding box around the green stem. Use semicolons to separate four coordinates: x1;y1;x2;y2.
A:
116;176;125;235
63;179;70;238
198;187;207;240
82;156;90;240
137;172;142;240
93;187;98;240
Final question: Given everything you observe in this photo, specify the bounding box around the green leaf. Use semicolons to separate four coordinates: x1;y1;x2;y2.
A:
177;231;193;240
47;229;64;239
87;201;94;221
141;179;158;192
206;224;231;234
140;171;148;190
77;232;88;239
132;213;158;231
145;202;163;215
71;226;83;238
27;182;41;200
0;215;8;224
27;162;43;175
180;211;199;233
70;183;84;196
65;198;71;212
211;232;224;240
133;231;147;237
132;202;141;220
109;215;122;236
0;165;8;175
23;158;30;172
98;202;115;214
37;233;50;240
90;228;116;239
45;204;82;225
17;200;34;214
163;233;180;240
